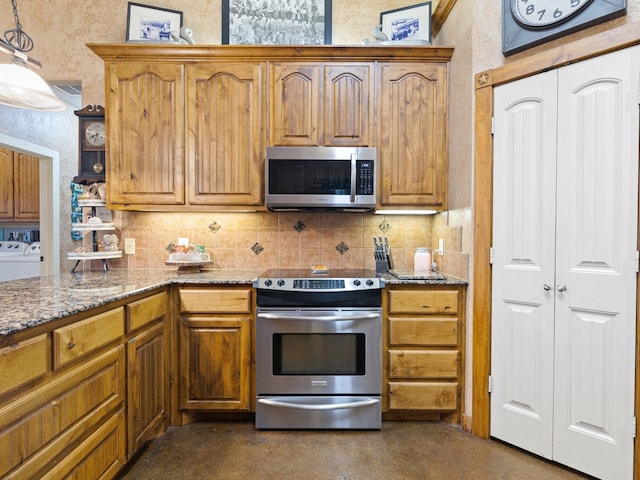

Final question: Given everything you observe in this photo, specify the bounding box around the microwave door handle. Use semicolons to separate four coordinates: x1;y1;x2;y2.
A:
258;397;380;411
350;153;357;203
257;312;380;322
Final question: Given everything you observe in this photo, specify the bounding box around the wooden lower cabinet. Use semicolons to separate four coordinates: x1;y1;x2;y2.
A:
0;345;126;479
178;287;252;411
125;290;170;456
0;288;170;479
384;285;465;421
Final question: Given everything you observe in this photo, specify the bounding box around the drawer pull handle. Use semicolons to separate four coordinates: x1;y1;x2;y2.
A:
67;341;75;350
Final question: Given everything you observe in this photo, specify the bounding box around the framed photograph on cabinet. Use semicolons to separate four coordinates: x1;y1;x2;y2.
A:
126;2;183;42
380;2;432;43
222;0;332;45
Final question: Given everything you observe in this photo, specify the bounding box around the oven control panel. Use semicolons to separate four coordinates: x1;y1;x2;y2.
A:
255;276;383;292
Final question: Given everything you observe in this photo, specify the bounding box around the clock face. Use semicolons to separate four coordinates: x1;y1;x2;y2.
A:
511;0;593;28
85;121;106;147
503;0;627;56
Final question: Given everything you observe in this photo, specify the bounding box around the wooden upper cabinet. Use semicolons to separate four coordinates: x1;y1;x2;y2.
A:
89;44;452;211
377;63;448;210
0;146;14;219
186;63;265;206
0;147;39;221
270;63;322;145
324;64;373;146
270;63;373;146
106;62;185;207
14;152;40;220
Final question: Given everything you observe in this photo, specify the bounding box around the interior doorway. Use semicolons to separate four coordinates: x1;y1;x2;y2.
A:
0;132;60;276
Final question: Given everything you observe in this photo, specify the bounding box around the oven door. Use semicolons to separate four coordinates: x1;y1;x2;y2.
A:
256;307;382;429
256;307;382;396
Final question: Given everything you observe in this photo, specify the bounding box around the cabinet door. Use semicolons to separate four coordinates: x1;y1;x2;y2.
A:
270;63;322;145
127;322;166;456
324;64;373;146
179;316;250;411
106;62;184;206
186;63;265;206
0;146;14;220
377;63;448;209
13;151;40;220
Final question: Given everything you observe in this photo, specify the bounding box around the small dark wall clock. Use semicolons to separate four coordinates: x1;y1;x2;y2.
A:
503;0;627;56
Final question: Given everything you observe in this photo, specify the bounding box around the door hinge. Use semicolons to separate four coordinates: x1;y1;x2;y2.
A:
635;251;639;273
633;416;636;438
488;374;493;393
491;116;495;135
489;247;494;265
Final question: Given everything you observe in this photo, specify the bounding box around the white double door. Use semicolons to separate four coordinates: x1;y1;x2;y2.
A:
491;47;639;479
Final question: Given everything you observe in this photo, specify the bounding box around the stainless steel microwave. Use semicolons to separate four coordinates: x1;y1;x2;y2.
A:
265;146;377;212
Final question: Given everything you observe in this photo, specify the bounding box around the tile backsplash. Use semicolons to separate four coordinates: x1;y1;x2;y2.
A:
89;209;470;280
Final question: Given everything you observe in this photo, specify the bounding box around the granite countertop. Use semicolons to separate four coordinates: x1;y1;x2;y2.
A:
0;269;260;337
0;268;466;338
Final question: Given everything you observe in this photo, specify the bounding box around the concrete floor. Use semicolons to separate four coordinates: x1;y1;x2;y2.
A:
117;421;591;479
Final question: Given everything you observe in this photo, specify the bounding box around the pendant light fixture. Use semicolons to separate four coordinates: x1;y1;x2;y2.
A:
0;0;65;111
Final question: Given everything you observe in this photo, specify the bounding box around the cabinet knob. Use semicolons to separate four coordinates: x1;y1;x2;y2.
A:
543;284;552;291
557;284;567;293
67;341;76;350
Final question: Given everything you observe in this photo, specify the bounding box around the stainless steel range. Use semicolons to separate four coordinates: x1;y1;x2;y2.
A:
254;269;383;430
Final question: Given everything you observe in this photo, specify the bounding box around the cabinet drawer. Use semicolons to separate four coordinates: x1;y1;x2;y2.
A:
0;345;125;479
388;382;458;410
389;318;458;346
388;290;458;314
0;334;49;396
53;307;124;369
40;409;126;480
127;291;168;332
179;288;252;314
389;350;458;379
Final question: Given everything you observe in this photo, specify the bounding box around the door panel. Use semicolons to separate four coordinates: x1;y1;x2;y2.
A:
553;46;639;480
491;70;557;458
492;47;639;480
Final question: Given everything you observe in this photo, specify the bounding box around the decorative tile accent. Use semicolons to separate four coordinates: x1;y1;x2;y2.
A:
251;242;264;255
208;221;221;233
378;219;391;233
335;241;349;255
293;220;306;233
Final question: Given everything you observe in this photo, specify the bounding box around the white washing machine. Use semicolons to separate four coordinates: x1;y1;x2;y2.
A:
0;242;41;282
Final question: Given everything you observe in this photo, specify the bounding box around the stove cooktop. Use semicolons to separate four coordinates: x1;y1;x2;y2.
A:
258;268;378;279
255;269;383;292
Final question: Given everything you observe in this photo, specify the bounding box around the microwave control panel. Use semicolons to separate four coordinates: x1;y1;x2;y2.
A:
357;161;375;195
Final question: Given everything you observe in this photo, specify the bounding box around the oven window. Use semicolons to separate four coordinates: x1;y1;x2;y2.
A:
273;333;365;375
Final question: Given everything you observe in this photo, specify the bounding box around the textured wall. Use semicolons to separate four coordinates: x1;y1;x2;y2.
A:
2;0;413;104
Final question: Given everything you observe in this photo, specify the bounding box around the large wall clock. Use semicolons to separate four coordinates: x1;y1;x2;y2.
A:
503;0;626;56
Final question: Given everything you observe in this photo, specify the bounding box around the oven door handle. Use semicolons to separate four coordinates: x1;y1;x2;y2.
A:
257;397;380;411
257;312;380;322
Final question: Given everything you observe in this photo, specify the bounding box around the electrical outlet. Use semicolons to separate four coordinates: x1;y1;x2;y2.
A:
124;238;136;255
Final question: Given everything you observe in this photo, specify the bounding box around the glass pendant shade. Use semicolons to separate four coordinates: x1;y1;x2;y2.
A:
0;61;65;111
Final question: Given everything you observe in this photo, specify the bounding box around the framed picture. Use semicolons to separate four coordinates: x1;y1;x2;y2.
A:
380;2;431;43
126;2;183;42
222;0;332;45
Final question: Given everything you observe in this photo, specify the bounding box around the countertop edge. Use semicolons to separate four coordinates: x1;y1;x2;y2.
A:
0;269;466;338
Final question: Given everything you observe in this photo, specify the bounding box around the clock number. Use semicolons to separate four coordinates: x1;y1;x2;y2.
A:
512;0;594;28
